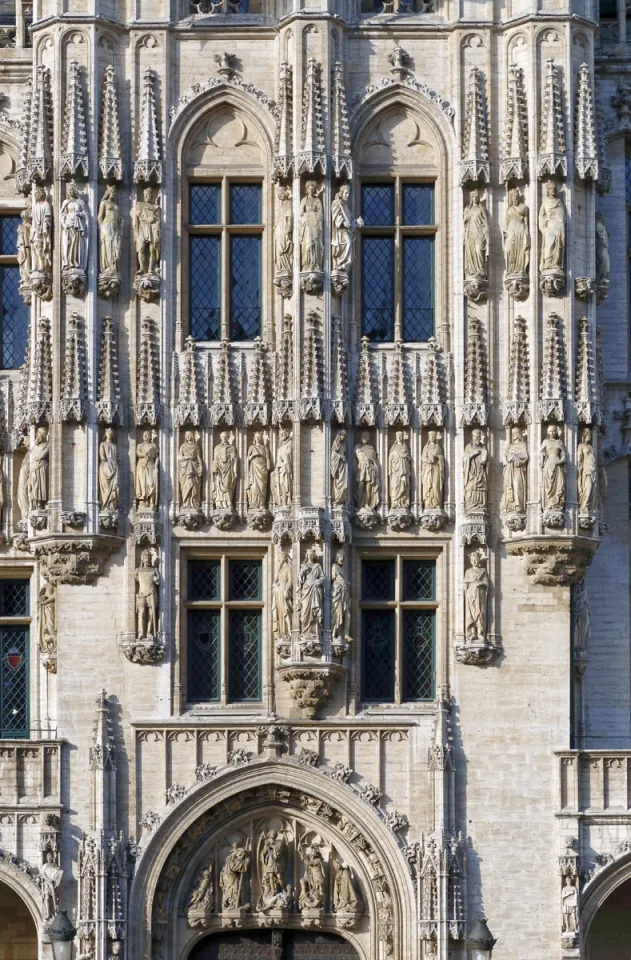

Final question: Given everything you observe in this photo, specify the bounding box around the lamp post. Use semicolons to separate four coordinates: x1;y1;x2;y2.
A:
467;918;497;960
45;910;76;960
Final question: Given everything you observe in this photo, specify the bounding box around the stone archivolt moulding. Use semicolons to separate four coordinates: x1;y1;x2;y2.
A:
29;534;124;585
504;536;598;585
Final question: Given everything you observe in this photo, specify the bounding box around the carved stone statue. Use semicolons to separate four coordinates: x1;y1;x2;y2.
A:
60;181;89;270
539;181;565;295
503;187;530;300
257;830;290;912
17;445;30;523
98;184;123;297
38;581;56;659
136;549;159;639
178;431;203;509
300;181;324;274
299;548;325;638
99;427;119;512
464;551;488;642
187;864;214;925
135;187;161;276
577;428;598;514
31;186;52;273
17;207;32;296
462;429;488;514
463;189;488;300
298;840;325;910
331;551;351;645
331;184;354;274
388;431;412;510
246;432;273;511
540;425;566;512
212;431;237;510
135;430;159;509
41;851;63;922
220;842;251;911
421;431;445;511
503;428;528;516
270;428;293;509
331;431;348;507
28;427;49;510
274;186;293;297
333;861;360;914
354;433;379;511
272;552;293;640
561;876;578;934
595;212;610;303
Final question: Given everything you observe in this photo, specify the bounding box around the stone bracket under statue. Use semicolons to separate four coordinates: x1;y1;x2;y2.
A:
29;533;124;586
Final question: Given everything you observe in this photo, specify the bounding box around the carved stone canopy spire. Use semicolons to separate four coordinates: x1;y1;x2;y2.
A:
461;316;488;426
244;337;271;426
273;313;294;424
331;62;352;180
13;326;31;442
331;315;350;425
97;316;122;425
354;335;379;426
575;63;598;183
385;340;412;425
575;316;601;425
16;77;32;194
501;63;528;183
420;337;447;426
503;315;531;425
300;310;324;422
538;312;567;422
99;65;123;182
134;68;162;184
537;59;567;179
60;61;89;180
90;690;116;773
28;65;53;183
28;316;52;425
175;336;204;427
210;339;237;426
297;59;326;176
273;61;293;181
60;313;88;422
461;67;490;185
134;316;161;425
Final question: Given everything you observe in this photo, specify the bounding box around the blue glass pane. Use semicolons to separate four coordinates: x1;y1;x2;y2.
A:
403;236;434;341
229;560;261;601
361;185;394;226
189;560;221;601
0;216;19;255
362;237;394;341
1;626;29;738
230;184;261;225
362;610;395;702
1;267;28;370
402;611;434;701
188;610;220;702
190;236;221;340
626;158;631;204
402;560;434;601
0;581;29;617
230;235;261;340
403;185;434;225
362;560;395;601
229;611;261;702
190;184;220;226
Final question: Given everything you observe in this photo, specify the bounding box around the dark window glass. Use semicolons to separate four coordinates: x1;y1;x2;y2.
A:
189;560;220;601
228;610;261;701
362;560;395;602
0;581;28;618
0;216;19;255
230;235;261;340
403;560;435;601
0;626;29;738
187;610;220;702
230;184;262;225
600;0;617;17
403;185;434;225
229;560;261;601
189;184;220;226
361;610;395;702
403;236;434;341
361;184;394;226
190;236;221;340
362;237;394;341
1;266;28;369
402;611;434;701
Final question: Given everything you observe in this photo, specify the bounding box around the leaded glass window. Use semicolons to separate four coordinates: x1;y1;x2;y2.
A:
0;215;28;370
0;579;30;739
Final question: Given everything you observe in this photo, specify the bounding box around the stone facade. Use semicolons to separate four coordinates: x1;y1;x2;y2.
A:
0;1;629;959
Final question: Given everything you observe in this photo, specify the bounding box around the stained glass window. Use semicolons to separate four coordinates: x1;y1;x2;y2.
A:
0;578;30;739
230;235;261;340
0;581;28;618
190;236;221;340
228;611;261;701
403;560;434;601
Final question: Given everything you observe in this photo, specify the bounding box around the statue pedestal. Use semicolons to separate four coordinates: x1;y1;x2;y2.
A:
353;507;379;530
211;508;236;531
539;269;565;298
387;508;413;532
61;266;87;297
420;509;447;532
175;507;204;531
118;630;166;665
246;509;271;531
221;906;250;929
134;272;160;302
300;906;324;928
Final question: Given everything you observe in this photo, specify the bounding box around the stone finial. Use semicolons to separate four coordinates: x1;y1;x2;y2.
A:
90;690;116;773
575;316;600;425
134;316;161;425
331;315;350;425
28;316;52;425
503;315;531;425
574;64;598;183
175;336;204;427
500;63;528;183
595;81;612;196
99;65;123;182
297;58;326;176
96;316;122;425
16;78;32;194
60;61;88;180
244;337;271;426
538;312;567;422
331;62;352;180
273;313;294;424
134;68;162;184
461;316;488;426
385;341;411;426
420;337;447;426
60;313;87;422
28;65;53;183
460;67;490;185
273;61;293;180
353;336;379;426
537;59;567;179
300;310;324;422
210;339;237;425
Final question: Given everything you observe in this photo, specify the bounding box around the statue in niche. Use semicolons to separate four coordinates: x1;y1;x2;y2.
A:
503;427;528;516
98;184;123;295
135;548;159;640
187;864;214;914
270;428;293;509
246;432;273;511
299;548;325;638
257;829;291;912
502;187;530;299
60;181;89;271
272;551;293;640
421;431;445;511
388;431;412;510
212;431;237;510
463;189;488;300
135;186;161;276
41;851;63;921
31;186;52;274
17;443;30;523
462;429;488;514
38;581;56;659
274;186;293;276
16;207;31;291
354;432;379;512
595;212;610;303
577;428;598;514
220;842;251;911
561;876;578;934
540;424;566;512
28;427;49;510
463;550;488;642
333;860;361;914
539;181;565;293
300;180;324;274
298;839;325;910
178;431;203;509
331;184;360;294
331;551;351;645
99;427;119;512
135;430;159;509
573;582;590;663
331;431;348;507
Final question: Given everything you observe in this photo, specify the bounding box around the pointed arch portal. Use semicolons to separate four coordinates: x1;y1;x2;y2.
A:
187;929;360;959
0;879;38;960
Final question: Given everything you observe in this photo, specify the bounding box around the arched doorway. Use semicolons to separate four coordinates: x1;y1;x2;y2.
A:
586;874;631;960
188;930;360;959
0;879;38;960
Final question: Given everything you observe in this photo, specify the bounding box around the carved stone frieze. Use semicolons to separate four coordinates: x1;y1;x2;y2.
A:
29;534;123;585
504;536;598;585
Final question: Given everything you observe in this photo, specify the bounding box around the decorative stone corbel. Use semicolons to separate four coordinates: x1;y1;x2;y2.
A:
30;534;124;586
504;536;598;585
278;663;344;719
118;630;166;665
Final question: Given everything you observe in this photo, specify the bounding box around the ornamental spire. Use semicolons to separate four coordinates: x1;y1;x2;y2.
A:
28;65;53;183
500;63;528;183
16;78;32;194
575;63;598;183
537;59;567;179
134;316;161;425
462;316;488;426
297;59;326;176
99;65;123;182
331;315;350;425
331;61;352;180
503;315;531;425
210;340;237;426
28;316;52;424
273;62;293;180
300;310;324;422
353;335;379;426
134;68;162;184
575;316;600;425
175;336;204;427
12;327;31;444
273;314;294;424
244;337;271;426
420;337;447;426
460;67;490;185
96;316;122;425
89;691;117;836
60;61;89;179
60;313;88;422
538;312;567;422
385;340;411;425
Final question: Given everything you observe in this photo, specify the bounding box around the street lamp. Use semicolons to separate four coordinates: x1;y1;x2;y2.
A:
45;909;77;960
467;918;497;960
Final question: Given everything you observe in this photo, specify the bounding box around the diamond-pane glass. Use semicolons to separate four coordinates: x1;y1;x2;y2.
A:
403;236;434;341
189;560;221;601
403;560;435;601
187;610;220;702
230;184;262;225
362;237;394;341
1;627;28;738
190;184;220;225
1;267;28;370
362;560;395;602
361;185;394;226
0;216;19;255
403;185;434;225
402;611;434;701
229;560;261;601
0;581;29;618
362;610;395;702
230;235;261;340
229;610;261;701
190;235;221;340
626;158;631;203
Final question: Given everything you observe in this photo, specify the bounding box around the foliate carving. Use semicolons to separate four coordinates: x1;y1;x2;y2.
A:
99;65;123;182
385;341;411;426
119;630;165;665
28;65;53;184
331;317;350;425
463;190;489;302
300;311;324;422
175;337;205;427
60;182;89;297
575;63;598;182
460;67;490;185
28;317;52;425
98;184;123;299
298;747;320;768
31;535;122;586
244;339;271;426
503;428;528;531
273;62;293;180
134;68;162;184
273;314;294;423
38;581;56;674
30;186;53;301
539;313;566;422
228;748;251;768
537;59;567;179
503;187;530;301
357;782;382;806
60;314;88;422
278;664;344;719
60;61;88;180
462;317;488;426
211;340;237;426
297;59;326;176
350;74;455;124
329;762;352;784
15;78;32;194
300;181;324;294
195;763;218;783
134;317;161;425
576;316;600;425
97;316;122;425
169;75;279;128
354;336;379;426
500;63;528;183
503;315;530;425
331;62;352;179
505;537;597;585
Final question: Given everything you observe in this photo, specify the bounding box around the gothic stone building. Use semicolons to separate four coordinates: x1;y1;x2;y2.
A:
1;0;631;958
